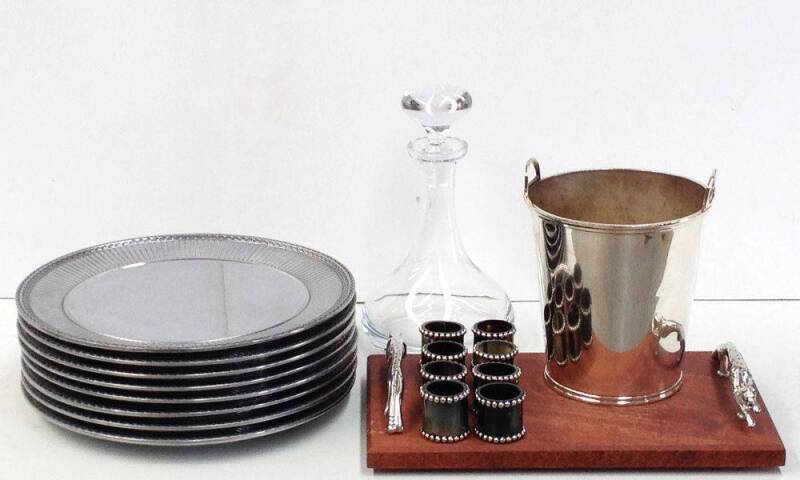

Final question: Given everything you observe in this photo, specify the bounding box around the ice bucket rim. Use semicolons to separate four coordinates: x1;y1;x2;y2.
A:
524;159;716;234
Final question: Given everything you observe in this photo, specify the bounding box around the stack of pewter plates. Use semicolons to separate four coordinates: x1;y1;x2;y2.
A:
15;234;356;446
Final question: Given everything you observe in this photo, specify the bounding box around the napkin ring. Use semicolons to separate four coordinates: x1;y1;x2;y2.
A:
473;339;518;366
475;382;526;444
472;319;516;344
419;321;466;346
420;380;470;443
421;360;468;382
421;340;467;365
472;362;521;391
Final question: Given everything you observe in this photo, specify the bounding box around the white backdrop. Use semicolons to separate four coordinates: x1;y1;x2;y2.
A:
1;1;798;300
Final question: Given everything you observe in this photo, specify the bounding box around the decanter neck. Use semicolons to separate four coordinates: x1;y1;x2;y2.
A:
413;159;468;260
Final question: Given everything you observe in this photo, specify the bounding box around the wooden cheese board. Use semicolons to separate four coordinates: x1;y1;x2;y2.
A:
366;352;785;470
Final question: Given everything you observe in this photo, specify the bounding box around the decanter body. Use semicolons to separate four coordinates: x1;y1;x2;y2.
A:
362;85;513;351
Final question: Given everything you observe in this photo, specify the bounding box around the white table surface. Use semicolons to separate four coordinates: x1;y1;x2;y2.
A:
0;299;796;478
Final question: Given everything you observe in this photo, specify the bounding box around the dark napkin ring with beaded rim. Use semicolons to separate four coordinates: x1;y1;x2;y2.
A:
421;340;467;365
475;382;526;444
419;321;467;346
472;319;516;344
471;362;521;414
420;380;470;443
472;362;521;391
421;360;468;382
473;339;518;365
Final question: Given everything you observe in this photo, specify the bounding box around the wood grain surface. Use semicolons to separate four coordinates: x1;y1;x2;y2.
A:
366;352;785;470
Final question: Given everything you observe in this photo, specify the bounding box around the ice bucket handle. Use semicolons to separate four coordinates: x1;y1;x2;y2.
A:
523;158;541;200
704;169;717;211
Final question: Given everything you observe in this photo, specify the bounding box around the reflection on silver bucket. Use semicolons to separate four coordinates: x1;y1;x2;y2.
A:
524;160;715;405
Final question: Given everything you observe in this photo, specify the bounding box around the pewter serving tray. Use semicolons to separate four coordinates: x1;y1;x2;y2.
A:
20;344;357;404
17;301;356;366
16;234;355;352
23;371;356;446
21;350;354;419
18;325;357;391
17;317;355;379
22;362;357;431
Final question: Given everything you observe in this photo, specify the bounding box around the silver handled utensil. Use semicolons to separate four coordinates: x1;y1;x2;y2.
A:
713;342;762;428
384;336;406;433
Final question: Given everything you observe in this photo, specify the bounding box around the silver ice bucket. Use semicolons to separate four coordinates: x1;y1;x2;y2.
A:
524;160;716;405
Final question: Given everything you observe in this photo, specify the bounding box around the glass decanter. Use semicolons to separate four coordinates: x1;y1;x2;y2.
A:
362;84;514;351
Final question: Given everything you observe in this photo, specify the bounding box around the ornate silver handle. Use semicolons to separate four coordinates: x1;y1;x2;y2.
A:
713;342;762;428
704;169;717;210
651;315;685;367
385;336;406;433
524;158;541;192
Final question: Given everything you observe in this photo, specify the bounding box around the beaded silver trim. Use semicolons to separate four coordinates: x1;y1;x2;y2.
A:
420;428;470;443
421;343;467;363
421;364;468;382
471;322;516;340
419;382;470;403
419;322;466;340
473;341;518;363
475;390;526;408
472;364;522;383
474;426;526;444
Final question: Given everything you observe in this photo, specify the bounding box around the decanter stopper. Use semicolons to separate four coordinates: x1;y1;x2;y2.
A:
402;84;471;162
402;84;471;132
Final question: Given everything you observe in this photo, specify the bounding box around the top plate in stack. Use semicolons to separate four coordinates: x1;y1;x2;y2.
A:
15;234;357;446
